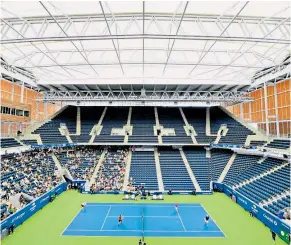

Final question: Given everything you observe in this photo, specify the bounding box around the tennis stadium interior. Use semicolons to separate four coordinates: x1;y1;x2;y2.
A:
0;1;290;245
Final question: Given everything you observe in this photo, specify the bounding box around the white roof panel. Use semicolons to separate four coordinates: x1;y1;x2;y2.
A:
1;1;290;88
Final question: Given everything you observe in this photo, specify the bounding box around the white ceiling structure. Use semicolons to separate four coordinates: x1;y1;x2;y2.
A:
0;1;290;104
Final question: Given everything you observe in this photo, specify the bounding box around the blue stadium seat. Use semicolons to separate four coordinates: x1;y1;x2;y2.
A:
159;150;194;191
158;108;192;144
34;106;77;144
226;157;284;187
57;150;101;180
236;163;290;204
210;107;254;145
94;107;128;143
184;148;210;191
264;195;290;215
0;138;22;148
183;108;215;144
224;154;261;184
128;107;158;143
71;107;104;143
129;151;159;190
265;139;291;149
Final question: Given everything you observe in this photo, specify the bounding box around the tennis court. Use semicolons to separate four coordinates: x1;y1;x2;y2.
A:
62;203;225;238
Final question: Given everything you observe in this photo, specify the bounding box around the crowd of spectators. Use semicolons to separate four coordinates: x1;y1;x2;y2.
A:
57;147;101;180
0;149;63;221
91;149;127;192
0;201;17;221
1;149;62;200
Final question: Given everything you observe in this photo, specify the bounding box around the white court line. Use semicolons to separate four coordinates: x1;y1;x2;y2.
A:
176;210;186;231
100;206;112;231
62;234;225;239
65;229;223;233
200;204;227;238
107;216;179;218
61;207;83;236
86;204;202;208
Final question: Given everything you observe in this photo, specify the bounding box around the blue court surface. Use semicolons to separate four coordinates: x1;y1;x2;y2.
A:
62;203;225;238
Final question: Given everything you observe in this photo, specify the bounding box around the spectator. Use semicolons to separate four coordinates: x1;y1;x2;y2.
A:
95;150;128;191
1;149;62;212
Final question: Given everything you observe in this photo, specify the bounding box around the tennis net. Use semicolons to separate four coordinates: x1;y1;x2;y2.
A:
142;207;145;241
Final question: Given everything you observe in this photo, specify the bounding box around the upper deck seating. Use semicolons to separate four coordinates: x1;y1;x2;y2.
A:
183;108;215;144
210;107;254;145
94;107;128;143
128;107;158;143
71;107;104;143
158;108;192;144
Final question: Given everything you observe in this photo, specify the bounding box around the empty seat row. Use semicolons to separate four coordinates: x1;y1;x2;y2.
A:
249;140;267;147
184;148;210;190
223;154;262;185
71;107;104;143
265;139;291;149
159;150;194;191
236;164;290;204
158;108;193;144
211;107;254;145
129;151;159;190
0;138;22;148
129;107;158;143
226;157;284;187
264;195;290;215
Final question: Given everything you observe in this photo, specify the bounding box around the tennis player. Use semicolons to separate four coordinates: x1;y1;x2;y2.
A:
204;214;210;225
118;214;123;226
175;204;178;212
81;202;86;210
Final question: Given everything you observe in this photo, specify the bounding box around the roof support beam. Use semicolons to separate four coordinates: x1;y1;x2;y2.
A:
39;1;99;77
39;90;252;103
1;18;74;79
21;62;266;69
99;1;124;74
1;34;288;45
187;1;249;77
163;1;188;74
142;1;145;75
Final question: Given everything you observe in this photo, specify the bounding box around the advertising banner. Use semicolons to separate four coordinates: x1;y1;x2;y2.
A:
210;143;257;150
31;143;76;148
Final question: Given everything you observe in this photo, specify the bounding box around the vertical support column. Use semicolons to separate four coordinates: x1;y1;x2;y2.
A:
179;108;189;126
19;122;22;132
122;149;132;190
205;107;211;136
20;81;25;103
8;122;11;136
11;81;15;101
273;83;280;137
249;100;252;123
263;82;269;136
154;107;160;127
240;103;244;120
36;101;39;121
154;148;164;191
154;107;163;144
44;102;48;120
76;106;81;135
127;107;132;126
